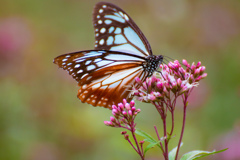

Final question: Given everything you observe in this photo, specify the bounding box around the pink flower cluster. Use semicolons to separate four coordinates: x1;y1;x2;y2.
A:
104;99;141;128
132;60;207;103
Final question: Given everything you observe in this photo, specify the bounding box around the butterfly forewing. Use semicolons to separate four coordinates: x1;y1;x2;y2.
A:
93;2;152;57
54;2;160;109
54;50;147;109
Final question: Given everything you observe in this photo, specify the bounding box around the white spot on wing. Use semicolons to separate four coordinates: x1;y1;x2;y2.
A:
77;69;83;74
100;28;106;33
104;15;125;23
87;65;96;70
85;60;91;65
124;14;129;21
82;84;87;89
99;39;104;45
119;11;124;17
82;73;88;79
104;20;112;24
98;20;102;24
74;64;80;68
99;9;103;13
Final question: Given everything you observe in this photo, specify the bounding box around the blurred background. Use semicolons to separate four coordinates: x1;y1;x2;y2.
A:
0;0;240;159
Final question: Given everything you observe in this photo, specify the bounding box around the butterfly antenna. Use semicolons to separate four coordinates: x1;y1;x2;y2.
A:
156;70;167;81
162;55;175;61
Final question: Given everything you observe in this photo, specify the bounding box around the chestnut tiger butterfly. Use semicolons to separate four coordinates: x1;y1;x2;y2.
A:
54;2;163;109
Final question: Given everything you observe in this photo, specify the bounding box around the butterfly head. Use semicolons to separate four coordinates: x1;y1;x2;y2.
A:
143;55;163;77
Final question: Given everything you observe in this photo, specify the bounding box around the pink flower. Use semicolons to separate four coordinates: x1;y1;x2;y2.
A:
104;99;140;128
132;60;207;103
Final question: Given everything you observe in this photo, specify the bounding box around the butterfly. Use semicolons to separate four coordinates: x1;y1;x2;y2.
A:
53;2;163;109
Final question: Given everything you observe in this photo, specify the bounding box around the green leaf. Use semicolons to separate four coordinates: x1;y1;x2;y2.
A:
180;148;228;160
135;128;162;149
144;140;162;154
169;143;183;160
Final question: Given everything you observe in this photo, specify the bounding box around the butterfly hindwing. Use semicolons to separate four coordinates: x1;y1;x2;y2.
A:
54;50;148;108
93;2;152;57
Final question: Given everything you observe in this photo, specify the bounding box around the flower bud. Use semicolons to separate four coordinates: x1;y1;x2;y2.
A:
110;116;115;122
136;109;141;113
112;109;118;116
191;64;196;72
195;76;202;82
139;140;145;144
156;82;163;90
130;100;135;107
118;103;124;110
122;111;127;116
131;107;136;112
121;131;127;135
194;68;200;78
122;99;127;105
177;78;182;87
202;73;207;78
182;59;189;67
200;66;206;75
128;110;132;116
196;61;201;68
125;103;131;110
104;121;114;126
151;75;157;83
124;134;129;140
189;74;194;84
112;105;117;110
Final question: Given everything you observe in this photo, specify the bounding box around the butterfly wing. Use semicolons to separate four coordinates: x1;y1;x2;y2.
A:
93;2;152;57
54;50;148;109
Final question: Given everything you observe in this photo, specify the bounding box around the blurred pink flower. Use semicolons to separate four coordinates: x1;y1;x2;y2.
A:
0;17;32;58
211;123;240;160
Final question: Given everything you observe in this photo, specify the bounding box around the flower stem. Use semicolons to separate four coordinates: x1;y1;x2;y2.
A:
131;125;144;160
163;114;169;160
175;94;188;160
169;111;174;139
154;126;164;152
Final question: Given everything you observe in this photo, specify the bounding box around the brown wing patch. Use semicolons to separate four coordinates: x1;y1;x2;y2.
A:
77;64;146;109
